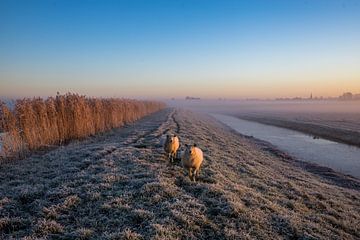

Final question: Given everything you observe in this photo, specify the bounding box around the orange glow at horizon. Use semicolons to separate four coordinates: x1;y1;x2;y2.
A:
1;73;359;99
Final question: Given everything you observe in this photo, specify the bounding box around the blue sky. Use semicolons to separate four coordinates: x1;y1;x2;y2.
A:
1;0;360;99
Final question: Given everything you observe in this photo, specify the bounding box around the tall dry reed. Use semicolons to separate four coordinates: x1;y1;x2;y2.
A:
0;93;165;160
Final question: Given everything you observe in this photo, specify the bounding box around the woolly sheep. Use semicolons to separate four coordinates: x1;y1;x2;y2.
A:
181;144;203;182
164;134;180;162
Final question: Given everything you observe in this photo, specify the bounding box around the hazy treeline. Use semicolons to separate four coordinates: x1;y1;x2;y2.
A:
0;93;165;159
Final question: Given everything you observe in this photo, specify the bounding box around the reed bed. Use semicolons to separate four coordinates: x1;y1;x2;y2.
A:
0;93;165;159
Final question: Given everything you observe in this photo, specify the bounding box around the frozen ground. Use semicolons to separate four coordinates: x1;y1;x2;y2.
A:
0;108;359;239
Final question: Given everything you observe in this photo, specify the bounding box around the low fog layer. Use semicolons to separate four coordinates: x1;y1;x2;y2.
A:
167;99;360;115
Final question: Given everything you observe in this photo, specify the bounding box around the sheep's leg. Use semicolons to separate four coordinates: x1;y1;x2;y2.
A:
193;169;197;182
168;153;171;161
188;168;193;181
196;168;200;177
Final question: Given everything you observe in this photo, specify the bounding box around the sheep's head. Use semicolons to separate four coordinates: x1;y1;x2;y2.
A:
185;144;197;155
167;134;177;143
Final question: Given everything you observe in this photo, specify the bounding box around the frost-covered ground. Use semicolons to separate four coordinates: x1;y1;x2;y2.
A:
0;108;359;239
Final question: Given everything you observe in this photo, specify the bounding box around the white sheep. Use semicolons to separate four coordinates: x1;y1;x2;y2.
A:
181;144;203;182
164;134;180;162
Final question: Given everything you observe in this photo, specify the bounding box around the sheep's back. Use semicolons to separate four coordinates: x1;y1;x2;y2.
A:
171;137;180;152
193;147;203;169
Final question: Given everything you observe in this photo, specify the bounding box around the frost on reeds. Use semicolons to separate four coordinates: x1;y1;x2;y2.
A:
0;93;165;160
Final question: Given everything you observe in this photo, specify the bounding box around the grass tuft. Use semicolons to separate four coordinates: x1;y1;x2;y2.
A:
36;219;64;235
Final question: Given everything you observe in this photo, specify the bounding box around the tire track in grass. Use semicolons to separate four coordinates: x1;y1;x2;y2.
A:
171;110;181;134
133;109;180;149
122;109;172;146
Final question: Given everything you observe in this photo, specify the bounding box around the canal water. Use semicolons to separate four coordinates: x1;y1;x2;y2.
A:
211;114;360;178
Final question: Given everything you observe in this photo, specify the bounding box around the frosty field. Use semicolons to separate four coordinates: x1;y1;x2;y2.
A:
0;108;359;239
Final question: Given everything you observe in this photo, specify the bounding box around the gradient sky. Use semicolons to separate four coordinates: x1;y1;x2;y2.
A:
1;0;360;99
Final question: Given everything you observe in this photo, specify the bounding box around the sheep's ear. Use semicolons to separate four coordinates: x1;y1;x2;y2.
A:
193;143;197;147
174;134;177;137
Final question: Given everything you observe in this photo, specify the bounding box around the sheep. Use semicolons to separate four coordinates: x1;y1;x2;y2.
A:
181;144;203;182
164;134;180;162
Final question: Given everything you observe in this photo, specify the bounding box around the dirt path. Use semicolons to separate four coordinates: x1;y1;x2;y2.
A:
0;108;359;239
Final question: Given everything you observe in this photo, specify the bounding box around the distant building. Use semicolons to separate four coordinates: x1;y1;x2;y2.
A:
339;92;353;100
185;96;201;100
